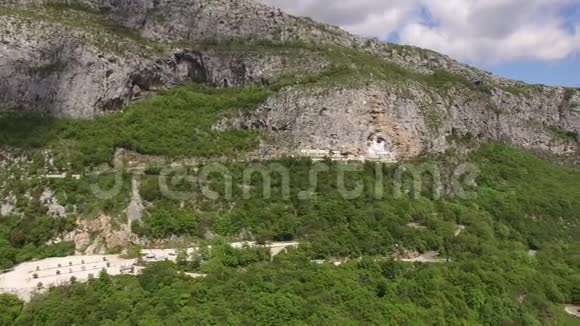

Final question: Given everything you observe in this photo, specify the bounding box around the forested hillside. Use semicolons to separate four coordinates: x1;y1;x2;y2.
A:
0;144;579;325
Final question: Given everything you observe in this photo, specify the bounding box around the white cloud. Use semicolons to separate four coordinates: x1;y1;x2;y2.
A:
260;0;418;37
259;0;580;64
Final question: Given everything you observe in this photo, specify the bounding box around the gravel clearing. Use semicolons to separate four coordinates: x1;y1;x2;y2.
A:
565;305;580;318
0;242;299;301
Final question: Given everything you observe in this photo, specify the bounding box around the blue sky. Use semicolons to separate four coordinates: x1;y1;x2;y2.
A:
262;0;580;87
481;57;580;87
400;1;580;87
402;1;579;87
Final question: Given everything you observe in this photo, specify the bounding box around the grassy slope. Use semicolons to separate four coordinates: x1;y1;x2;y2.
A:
0;86;271;170
0;4;165;55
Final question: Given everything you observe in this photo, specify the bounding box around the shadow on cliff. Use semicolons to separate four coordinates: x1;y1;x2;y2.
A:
0;113;58;149
0;42;74;149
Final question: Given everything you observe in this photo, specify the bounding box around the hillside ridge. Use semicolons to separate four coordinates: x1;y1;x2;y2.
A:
0;0;578;162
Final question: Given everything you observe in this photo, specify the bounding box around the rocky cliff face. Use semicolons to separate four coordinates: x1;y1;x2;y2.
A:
0;1;326;116
6;0;364;46
0;0;578;158
235;83;579;161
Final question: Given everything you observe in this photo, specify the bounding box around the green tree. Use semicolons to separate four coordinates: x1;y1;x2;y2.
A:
0;294;22;326
572;286;580;305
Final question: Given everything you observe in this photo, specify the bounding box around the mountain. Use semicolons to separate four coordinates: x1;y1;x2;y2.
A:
0;0;578;163
1;1;580;324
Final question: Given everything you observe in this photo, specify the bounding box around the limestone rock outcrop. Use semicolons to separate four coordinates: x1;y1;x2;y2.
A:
228;82;579;161
55;215;141;254
0;2;325;116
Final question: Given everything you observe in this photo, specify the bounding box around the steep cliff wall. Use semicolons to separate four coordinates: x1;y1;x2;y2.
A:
231;82;579;161
0;3;326;116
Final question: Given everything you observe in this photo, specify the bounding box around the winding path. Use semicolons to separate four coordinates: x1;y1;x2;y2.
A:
565;305;580;318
